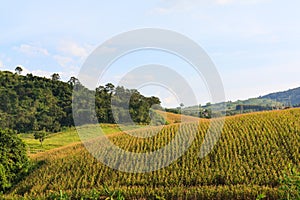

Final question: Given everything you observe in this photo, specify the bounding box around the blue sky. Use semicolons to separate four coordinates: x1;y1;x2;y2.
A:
1;0;300;107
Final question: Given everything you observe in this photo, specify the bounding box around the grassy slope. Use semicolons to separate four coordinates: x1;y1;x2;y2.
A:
19;124;123;154
155;109;207;124
8;109;300;199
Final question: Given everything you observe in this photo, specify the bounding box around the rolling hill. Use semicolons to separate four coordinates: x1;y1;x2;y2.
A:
0;70;162;133
155;109;206;124
180;86;300;118
6;108;300;199
260;86;300;106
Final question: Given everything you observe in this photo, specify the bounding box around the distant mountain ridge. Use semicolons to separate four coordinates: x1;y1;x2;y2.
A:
260;86;300;106
176;86;300;118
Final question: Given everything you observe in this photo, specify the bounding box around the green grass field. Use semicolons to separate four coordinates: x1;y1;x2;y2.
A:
19;123;147;154
19;124;124;154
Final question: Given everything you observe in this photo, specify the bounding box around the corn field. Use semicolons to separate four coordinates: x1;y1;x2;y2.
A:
9;109;300;199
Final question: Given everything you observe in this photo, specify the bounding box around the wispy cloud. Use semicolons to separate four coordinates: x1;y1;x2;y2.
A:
14;44;49;57
8;65;63;78
31;69;57;78
5;65;54;78
163;95;178;107
57;40;94;59
0;60;3;68
53;55;73;67
53;55;79;80
54;41;95;80
0;0;298;104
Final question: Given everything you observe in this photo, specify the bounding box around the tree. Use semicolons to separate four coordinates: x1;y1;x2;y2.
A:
206;102;212;107
0;129;29;192
34;129;47;146
0;70;162;132
105;83;115;94
68;76;79;86
15;66;23;75
51;73;60;81
205;108;212;118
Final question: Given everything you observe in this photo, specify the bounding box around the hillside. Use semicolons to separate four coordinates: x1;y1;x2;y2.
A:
260;86;300;106
0;70;162;133
155;109;206;124
179;86;300;118
19;124;124;154
7;108;300;199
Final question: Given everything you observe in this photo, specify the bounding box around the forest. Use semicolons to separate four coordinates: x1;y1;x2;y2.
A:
0;70;162;133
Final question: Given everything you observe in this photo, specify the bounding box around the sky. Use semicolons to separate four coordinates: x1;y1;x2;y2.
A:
1;0;300;107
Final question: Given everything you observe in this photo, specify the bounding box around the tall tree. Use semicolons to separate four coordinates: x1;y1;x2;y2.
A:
51;73;60;81
68;76;79;86
15;66;23;75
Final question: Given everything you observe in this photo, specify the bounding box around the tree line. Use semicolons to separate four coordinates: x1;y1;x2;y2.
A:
0;70;162;133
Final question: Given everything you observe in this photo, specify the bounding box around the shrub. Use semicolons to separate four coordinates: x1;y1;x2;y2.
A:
0;129;29;192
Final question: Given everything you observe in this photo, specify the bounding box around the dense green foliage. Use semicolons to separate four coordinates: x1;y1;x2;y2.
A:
0;71;73;132
0;70;161;133
0;129;29;192
94;84;161;125
8;109;300;199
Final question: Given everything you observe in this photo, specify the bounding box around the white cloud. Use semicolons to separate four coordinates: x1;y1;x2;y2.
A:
17;65;49;77
3;65;58;79
31;69;56;78
162;95;179;107
54;41;95;81
0;60;3;68
15;44;49;56
57;40;94;59
60;67;79;80
10;65;30;75
46;55;80;80
164;95;178;104
53;55;73;67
